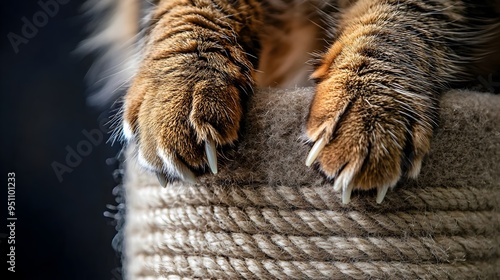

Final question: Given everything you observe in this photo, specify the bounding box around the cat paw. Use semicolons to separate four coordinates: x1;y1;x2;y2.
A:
122;59;251;185
305;72;436;204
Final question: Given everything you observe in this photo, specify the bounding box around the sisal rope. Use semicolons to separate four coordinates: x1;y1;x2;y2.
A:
123;88;500;279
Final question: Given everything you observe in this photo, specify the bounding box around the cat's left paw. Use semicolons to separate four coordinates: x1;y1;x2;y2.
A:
305;71;436;204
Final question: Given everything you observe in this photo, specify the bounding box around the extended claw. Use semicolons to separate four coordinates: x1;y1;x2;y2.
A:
333;169;355;192
156;172;168;187
178;166;198;184
331;169;356;204
376;185;390;204
306;138;327;167
205;140;218;174
342;183;355;204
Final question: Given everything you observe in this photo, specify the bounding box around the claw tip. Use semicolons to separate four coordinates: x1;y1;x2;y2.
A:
376;185;390;204
205;140;218;174
342;184;354;204
156;172;168;188
306;138;327;167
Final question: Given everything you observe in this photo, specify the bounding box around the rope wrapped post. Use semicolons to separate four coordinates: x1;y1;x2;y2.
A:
123;88;500;279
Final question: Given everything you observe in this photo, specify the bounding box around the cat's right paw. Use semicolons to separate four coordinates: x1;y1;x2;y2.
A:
304;57;438;204
122;57;251;185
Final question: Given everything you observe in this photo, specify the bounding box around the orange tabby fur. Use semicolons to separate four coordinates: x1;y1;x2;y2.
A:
123;0;262;180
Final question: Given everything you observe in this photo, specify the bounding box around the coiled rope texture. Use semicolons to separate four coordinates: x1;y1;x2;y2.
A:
124;89;500;279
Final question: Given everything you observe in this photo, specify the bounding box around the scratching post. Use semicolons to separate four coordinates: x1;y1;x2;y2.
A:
123;88;500;279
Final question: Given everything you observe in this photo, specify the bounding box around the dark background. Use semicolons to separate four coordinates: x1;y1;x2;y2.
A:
1;1;123;279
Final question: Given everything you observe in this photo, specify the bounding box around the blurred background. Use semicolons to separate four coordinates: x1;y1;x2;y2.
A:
1;1;123;279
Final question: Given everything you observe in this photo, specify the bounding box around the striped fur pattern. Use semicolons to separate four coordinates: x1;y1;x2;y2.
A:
86;0;499;202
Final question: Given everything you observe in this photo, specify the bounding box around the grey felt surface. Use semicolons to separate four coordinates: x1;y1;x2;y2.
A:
199;88;500;190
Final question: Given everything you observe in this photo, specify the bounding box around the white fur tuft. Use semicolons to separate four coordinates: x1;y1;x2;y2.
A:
122;120;135;141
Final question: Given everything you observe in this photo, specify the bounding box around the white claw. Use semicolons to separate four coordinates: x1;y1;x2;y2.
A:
178;167;198;184
342;183;355;204
333;168;355;192
181;171;198;184
156;172;168;187
205;140;218;174
333;175;343;192
376;185;390;204
306;138;327;167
